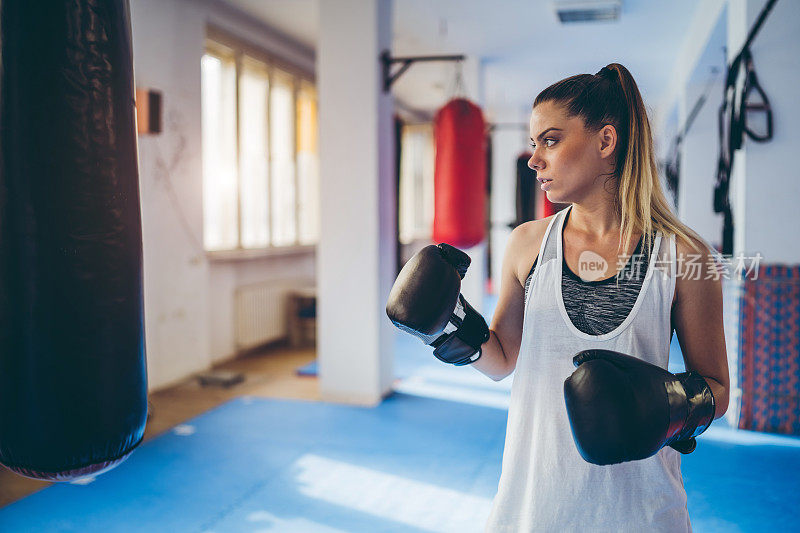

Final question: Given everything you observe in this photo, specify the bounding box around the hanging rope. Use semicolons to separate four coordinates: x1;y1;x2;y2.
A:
446;59;467;100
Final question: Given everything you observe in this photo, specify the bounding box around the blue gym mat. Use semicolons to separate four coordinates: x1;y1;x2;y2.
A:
4;293;800;532
2;391;799;532
0;394;507;532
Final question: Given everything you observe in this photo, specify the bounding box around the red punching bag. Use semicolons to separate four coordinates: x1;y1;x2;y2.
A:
538;187;559;218
433;98;487;248
534;159;569;219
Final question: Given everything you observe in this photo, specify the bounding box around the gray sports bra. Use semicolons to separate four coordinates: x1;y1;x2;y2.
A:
523;232;650;336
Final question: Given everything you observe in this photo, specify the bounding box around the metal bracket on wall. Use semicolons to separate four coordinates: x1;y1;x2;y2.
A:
380;50;465;92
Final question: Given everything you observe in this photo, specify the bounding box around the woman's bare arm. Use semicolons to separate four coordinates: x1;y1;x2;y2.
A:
472;218;549;381
672;237;731;419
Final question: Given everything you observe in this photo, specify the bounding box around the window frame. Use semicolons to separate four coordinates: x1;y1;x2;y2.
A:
203;26;317;258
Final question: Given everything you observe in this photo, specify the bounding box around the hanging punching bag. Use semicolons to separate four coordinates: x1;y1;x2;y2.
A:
515;151;566;220
433;98;487;248
539;189;557;218
510;152;536;228
534;156;569;219
0;0;148;480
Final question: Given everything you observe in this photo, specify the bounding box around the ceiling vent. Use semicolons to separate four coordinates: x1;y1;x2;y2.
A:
553;0;622;24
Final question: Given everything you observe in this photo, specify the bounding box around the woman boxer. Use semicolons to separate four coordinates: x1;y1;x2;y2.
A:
479;63;730;532
387;63;729;531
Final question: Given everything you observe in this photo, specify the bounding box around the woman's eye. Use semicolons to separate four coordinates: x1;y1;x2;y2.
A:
529;139;557;150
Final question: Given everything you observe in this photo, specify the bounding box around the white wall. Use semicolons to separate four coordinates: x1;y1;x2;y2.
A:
657;0;800;262
677;79;725;248
729;0;800;261
130;0;316;390
655;0;727;134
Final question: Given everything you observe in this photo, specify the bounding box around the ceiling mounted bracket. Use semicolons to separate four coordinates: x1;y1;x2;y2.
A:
380;50;465;93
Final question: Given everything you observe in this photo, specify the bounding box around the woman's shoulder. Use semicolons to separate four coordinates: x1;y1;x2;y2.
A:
512;215;553;234
671;230;721;306
673;232;713;256
507;215;556;285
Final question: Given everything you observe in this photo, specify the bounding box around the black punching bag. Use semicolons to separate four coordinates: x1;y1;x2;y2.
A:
512;152;537;228
0;0;148;480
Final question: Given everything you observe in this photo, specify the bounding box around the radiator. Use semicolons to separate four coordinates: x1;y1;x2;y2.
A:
234;281;311;351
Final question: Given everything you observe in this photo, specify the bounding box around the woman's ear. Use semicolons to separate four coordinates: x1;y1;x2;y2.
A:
598;124;617;159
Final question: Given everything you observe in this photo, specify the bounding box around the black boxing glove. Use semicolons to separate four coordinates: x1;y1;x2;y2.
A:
386;244;490;365
563;349;716;465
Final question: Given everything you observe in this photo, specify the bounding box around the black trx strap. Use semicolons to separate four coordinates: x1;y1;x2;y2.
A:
714;0;778;254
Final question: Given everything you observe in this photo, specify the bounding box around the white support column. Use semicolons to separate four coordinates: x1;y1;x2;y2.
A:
317;0;395;405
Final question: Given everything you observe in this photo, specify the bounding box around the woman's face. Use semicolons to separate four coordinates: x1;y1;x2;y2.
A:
528;101;616;205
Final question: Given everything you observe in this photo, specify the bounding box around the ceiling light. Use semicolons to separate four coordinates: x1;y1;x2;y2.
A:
553;0;622;24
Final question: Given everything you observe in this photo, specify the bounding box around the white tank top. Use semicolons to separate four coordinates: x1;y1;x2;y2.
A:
485;205;691;532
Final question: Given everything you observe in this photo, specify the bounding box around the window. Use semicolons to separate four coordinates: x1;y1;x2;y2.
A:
297;81;319;245
239;57;270;248
201;49;238;250
399;124;435;244
269;69;296;246
201;37;318;252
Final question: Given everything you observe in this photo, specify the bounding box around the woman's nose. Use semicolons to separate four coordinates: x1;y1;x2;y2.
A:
528;154;542;171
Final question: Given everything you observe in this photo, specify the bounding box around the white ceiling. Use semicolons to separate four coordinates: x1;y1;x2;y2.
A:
223;0;706;124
